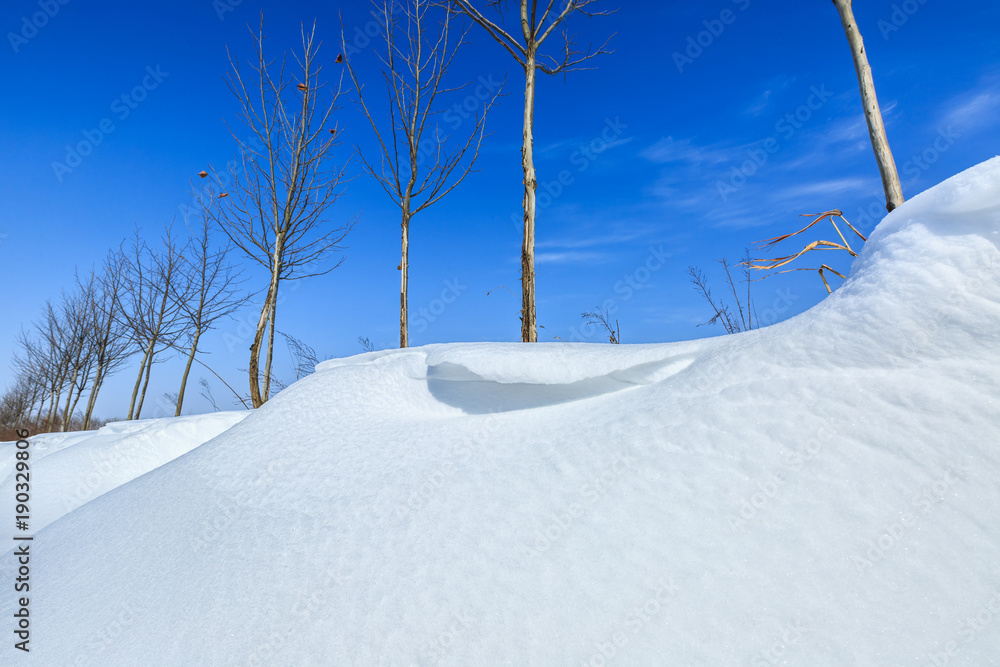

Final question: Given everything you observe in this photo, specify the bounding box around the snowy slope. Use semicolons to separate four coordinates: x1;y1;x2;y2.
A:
0;412;248;542
4;158;1000;665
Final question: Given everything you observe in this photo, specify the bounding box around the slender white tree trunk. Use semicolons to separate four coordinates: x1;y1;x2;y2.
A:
832;0;904;212
250;238;283;408
263;297;277;401
400;211;410;348
134;337;158;419
175;329;201;417
60;370;79;431
127;340;154;420
83;367;104;430
520;53;538;342
65;381;86;431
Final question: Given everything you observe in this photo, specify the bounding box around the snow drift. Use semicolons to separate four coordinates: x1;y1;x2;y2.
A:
0;412;248;542
4;158;1000;665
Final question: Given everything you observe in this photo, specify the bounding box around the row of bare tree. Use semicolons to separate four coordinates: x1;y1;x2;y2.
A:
6;218;242;432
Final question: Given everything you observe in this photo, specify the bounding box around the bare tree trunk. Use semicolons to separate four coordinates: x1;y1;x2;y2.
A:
248;295;269;409
128;340;154;420
520;54;538;342
249;262;280;408
454;0;610;341
400;211;410;348
210;20;352;408
832;0;904;212
65;381;86;431
346;1;499;350
134;338;159;419
175;330;202;417
83;367;104;429
46;387;62;427
35;391;48;425
60;371;78;431
399;162;417;348
263;296;277;401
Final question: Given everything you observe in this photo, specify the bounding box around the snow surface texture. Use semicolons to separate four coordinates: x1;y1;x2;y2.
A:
0;412;248;543
3;158;1000;665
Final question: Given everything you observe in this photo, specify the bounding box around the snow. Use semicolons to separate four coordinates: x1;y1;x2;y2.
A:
3;158;1000;665
0;412;248;542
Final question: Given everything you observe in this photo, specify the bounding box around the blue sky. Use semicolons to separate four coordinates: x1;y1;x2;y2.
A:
1;0;998;418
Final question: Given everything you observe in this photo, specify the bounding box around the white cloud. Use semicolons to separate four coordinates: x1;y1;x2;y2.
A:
535;250;610;265
766;177;877;204
639;136;737;166
944;91;1000;133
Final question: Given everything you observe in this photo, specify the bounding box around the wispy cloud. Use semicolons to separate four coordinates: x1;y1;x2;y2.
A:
744;90;772;116
639;136;738;166
943;90;1000;133
743;75;798;116
767;177;877;201
536;226;655;250
535;250;611;265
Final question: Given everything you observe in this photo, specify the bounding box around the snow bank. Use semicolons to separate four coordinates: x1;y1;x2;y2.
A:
0;412;247;542
4;159;1000;665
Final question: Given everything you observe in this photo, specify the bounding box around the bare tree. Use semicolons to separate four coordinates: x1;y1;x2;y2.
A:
0;375;37;433
80;253;136;430
203;18;353;408
452;0;613;342
173;214;244;416
343;0;501;348
27;301;75;429
831;0;903;212
14;290;95;433
56;280;99;431
118;225;191;420
11;330;51;428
